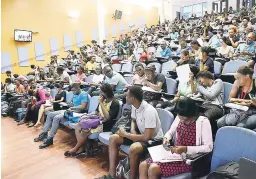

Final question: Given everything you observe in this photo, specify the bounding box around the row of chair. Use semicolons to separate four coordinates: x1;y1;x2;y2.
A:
111;59;251;78
48;84;254;179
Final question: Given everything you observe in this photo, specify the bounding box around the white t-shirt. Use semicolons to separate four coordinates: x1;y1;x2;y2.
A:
217;46;234;58
5;83;15;93
131;101;163;140
60;71;72;84
104;71;128;92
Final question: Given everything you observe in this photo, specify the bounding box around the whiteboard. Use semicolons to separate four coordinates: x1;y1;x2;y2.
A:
1;52;12;72
64;35;72;51
76;31;83;47
49;38;59;56
34;42;45;61
17;47;29;67
14;30;32;42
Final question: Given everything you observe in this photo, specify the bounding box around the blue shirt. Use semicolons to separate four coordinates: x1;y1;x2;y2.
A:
209;35;220;48
161;47;172;57
168;32;179;40
72;91;89;107
236;42;256;53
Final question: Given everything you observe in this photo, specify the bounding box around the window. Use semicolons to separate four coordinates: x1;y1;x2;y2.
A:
193;3;203;17
183;6;193;19
182;2;207;19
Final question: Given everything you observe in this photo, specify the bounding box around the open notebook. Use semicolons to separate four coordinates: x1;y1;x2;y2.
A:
148;145;183;163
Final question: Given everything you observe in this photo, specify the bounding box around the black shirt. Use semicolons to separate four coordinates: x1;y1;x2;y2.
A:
226;35;240;47
96;98;120;132
151;73;167;92
53;91;66;111
203;57;214;74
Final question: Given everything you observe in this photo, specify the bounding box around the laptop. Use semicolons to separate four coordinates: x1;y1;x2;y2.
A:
239;158;256;179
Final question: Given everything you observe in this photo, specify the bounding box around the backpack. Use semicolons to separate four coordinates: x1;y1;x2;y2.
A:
1;101;9;115
79;114;102;130
111;106;131;134
207;162;239;179
116;157;130;179
143;90;162;101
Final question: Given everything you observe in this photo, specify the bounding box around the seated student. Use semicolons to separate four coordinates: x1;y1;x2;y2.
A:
86;56;96;72
226;26;240;48
75;66;86;83
34;83;89;149
55;66;72;84
175;50;196;68
28;64;39;76
5;71;14;81
195;47;214;74
143;64;167;92
35;84;66;127
36;68;47;82
159;41;171;59
97;86;163;179
101;56;111;69
190;40;202;61
139;97;213;178
18;87;48;127
16;74;28;82
196;70;224;136
23;80;30;94
234;32;256;68
208;31;221;49
217;66;256;130
15;79;24;94
102;65;128;94
132;63;146;85
177;29;187;41
168;28;179;40
4;78;15;93
64;83;120;157
177;40;192;55
216;36;234;59
86;66;104;95
160;65;199;111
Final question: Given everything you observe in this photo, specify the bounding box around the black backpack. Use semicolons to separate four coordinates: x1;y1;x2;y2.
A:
111;105;131;134
207;162;239;179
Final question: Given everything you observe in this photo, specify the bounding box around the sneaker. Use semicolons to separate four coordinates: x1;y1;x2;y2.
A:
95;174;115;179
34;132;48;142
39;137;53;149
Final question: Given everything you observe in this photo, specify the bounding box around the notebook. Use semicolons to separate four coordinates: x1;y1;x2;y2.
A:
148;145;183;163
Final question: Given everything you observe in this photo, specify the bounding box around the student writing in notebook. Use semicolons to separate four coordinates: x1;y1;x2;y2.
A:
139;98;213;178
217;66;256;130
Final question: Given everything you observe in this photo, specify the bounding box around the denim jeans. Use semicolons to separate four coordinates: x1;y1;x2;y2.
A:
42;110;66;138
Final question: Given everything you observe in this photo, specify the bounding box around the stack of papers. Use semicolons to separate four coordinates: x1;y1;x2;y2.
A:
148;145;183;163
142;86;162;93
225;103;249;111
73;113;84;117
176;64;191;83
